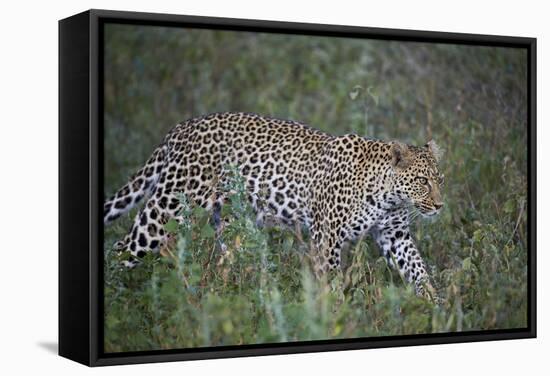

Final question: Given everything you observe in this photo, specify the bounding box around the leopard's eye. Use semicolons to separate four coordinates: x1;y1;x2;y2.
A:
416;176;428;185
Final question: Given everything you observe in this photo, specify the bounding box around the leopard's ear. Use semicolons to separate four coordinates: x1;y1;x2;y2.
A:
426;140;443;162
391;142;413;170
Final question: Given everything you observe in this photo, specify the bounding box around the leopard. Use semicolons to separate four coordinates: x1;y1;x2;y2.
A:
104;112;444;297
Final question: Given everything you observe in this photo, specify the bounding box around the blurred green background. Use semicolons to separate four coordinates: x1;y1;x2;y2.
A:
103;23;528;352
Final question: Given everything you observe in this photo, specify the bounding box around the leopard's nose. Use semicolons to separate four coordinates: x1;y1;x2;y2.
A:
434;202;444;210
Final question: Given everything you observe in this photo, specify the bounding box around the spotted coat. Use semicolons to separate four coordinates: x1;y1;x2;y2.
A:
104;112;444;296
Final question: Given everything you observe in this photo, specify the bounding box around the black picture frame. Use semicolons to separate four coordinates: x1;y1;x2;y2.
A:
59;9;537;367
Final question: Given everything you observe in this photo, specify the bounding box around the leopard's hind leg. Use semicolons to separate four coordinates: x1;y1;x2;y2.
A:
121;186;185;264
121;163;227;265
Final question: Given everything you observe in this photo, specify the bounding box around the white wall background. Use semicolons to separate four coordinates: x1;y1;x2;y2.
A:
0;0;547;374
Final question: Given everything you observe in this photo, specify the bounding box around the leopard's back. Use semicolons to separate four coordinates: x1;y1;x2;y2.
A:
163;112;332;226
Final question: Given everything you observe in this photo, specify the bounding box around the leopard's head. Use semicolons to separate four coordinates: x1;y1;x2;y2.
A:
390;140;445;217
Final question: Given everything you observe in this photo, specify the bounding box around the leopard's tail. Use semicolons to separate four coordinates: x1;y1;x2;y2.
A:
103;144;168;224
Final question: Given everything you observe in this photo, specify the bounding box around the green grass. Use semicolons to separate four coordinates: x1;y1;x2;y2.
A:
103;24;528;352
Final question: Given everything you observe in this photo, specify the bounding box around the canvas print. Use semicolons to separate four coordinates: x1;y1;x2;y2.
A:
102;22;528;353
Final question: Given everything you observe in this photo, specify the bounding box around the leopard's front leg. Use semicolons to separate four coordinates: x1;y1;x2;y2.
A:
372;208;436;299
310;229;344;276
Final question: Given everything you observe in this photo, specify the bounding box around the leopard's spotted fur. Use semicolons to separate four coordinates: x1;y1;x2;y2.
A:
104;112;444;296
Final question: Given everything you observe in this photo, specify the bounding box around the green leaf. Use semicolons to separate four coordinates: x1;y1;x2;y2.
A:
462;257;472;271
222;320;234;334
105;315;120;329
503;199;515;214
201;223;216;239
164;219;179;234
192;205;207;218
243;240;258;249
472;229;484;243
282;236;294;252
221;203;233;217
